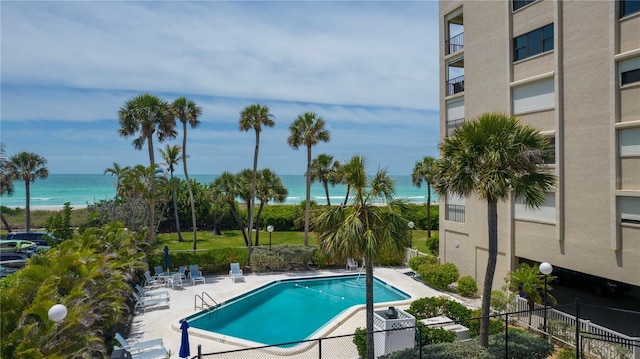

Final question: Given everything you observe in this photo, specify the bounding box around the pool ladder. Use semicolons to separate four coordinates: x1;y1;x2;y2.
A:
194;292;218;311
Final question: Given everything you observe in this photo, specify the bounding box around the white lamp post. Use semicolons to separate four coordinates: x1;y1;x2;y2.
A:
408;221;415;248
267;225;274;251
539;262;553;334
48;304;67;323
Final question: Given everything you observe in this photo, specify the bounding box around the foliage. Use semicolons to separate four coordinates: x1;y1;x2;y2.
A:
251;244;318;271
406;296;472;321
418;262;460;290
557;348;577;359
87;197;149;233
353;327;367;358
379;340;492;359
506;262;556;306
418;325;456;345
487;331;553;359
466;309;504;338
425;235;439;255
490;290;510;313
147;247;247;274
408;255;438;272
44;202;74;242
457;275;478;298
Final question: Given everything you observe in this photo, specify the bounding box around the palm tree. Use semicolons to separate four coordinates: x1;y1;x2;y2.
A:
0;143;15;231
310;153;339;205
6;152;49;231
313;156;411;359
103;162;130;198
212;171;249;246
339;155;363;205
507;263;556;325
433;112;556;347
287;112;331;246
159;144;184;242
254;168;288;245
118;93;176;242
411;156;438;238
239;103;275;266
172;97;202;250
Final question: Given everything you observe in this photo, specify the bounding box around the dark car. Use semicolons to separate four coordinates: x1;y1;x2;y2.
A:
5;231;54;246
0;252;29;268
553;266;631;296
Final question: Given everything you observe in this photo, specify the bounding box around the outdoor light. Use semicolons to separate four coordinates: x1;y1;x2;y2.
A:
48;304;67;323
539;262;553;335
267;225;274;251
408;221;415;248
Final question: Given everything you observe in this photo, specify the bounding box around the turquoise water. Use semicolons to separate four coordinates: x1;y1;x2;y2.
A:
187;275;410;346
0;174;438;208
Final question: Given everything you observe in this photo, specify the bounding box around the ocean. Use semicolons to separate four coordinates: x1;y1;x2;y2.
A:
0;174;438;209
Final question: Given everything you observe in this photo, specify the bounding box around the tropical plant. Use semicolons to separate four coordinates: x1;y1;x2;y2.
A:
313;156;411;359
0;143;15;231
433;112;556;347
118;93;177;242
411;156;438;238
103;162;130;198
172;97;202;250
287;112;331;246
159;144;184;242
5;151;49;231
254;168;288;245
239;103;276;266
338;155;362;205
310;153;339;205
506;263;556;324
212;171;248;245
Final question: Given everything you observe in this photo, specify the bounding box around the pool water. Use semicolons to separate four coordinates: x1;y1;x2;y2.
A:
187;275;410;345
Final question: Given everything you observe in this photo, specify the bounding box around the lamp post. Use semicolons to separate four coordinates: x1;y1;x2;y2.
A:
408;221;415;248
267;225;274;251
48;303;67;341
539;262;553;335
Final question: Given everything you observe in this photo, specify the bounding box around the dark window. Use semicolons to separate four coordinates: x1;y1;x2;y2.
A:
544;137;555;165
513;0;537;11
620;0;640;18
513;24;554;61
621;68;640;85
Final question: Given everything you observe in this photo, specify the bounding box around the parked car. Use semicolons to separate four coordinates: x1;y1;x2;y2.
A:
4;231;54;247
0;252;29;269
553;266;631;296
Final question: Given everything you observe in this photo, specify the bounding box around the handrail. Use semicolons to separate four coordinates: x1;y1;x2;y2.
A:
194;292;218;310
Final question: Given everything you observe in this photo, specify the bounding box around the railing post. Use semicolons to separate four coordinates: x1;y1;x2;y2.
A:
633;337;639;359
318;337;322;359
197;344;202;359
505;312;509;358
575;297;580;359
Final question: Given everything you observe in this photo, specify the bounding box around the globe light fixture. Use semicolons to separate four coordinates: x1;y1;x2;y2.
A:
539;262;553;335
267;225;274;251
48;304;67;323
408;221;415;248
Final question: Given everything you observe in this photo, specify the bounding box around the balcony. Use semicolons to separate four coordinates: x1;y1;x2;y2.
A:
447;75;465;96
446;118;465;136
446;32;464;55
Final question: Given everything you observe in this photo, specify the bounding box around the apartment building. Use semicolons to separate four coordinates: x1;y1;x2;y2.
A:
438;0;640;290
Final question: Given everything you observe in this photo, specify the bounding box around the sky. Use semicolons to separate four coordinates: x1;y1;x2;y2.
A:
1;1;441;176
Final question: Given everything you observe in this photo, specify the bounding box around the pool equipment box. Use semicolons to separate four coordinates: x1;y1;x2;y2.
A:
373;307;415;358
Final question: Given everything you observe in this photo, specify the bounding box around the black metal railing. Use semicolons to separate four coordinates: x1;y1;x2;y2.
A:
447;75;465;96
446;118;465;136
445;204;465;223
445;32;464;55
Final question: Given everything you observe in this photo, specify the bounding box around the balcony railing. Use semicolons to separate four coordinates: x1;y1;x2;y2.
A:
446;118;465;136
445;32;464;55
447;75;465;96
445;204;465;223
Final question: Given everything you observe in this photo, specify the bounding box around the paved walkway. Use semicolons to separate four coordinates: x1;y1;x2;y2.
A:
127;267;480;358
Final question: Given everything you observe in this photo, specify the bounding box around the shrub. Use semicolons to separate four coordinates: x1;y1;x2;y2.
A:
490;290;509;313
456;276;478;298
407;296;472;321
418;325;456;345
487;331;553;359
557;348;576;359
379;340;492;359
408;255;438;272
466;309;504;338
419;262;459;290
425;235;439;255
353;327;367;358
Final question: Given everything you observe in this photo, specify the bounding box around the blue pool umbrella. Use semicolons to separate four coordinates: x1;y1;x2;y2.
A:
179;320;190;358
163;245;170;271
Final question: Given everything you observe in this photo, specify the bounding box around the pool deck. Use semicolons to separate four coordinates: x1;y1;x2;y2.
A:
127;266;481;358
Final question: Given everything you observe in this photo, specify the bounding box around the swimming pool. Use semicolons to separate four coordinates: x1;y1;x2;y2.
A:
186;274;410;346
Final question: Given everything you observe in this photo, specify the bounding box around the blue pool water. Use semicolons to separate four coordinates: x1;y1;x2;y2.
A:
187;275;410;345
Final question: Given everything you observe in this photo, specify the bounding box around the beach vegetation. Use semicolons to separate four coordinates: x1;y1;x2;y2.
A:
238;103;276;267
44;202;73;242
310;153;341;206
0;143;15;231
411;156;438;238
159;143;185;242
457;275;479;298
254;168;288;245
433;112;556;347
4;151;49;231
287;112;331;246
103;162;130;198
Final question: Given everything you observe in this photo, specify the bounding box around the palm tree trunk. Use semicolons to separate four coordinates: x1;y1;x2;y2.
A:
426;184;432;238
343;185;351;206
365;256;375;359
304;145;312;246
183;124;198;250
147;138;156;242
0;213;11;232
254;202;267;246
323;180;331;205
479;200;499;348
171;177;183;242
247;133;260;267
228;201;249;246
25;181;31;231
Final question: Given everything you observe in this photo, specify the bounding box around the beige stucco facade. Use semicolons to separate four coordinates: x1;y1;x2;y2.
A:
438;0;640;290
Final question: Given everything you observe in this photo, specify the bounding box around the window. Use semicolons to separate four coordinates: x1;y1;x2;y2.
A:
515;192;556;223
512;77;555;114
544;136;556;164
514;24;554;61
446;193;465;223
619;127;640;156
620;0;640;18
446;98;465;135
619;197;640;224
513;0;537;11
619;57;640;86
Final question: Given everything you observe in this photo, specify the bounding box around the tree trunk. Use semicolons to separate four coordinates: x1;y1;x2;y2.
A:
247;132;259;266
365;255;375;359
343;185;351;206
183;124;198;250
25;180;31;232
323;180;331;205
426;184;432;238
147;137;156;243
304;145;312;246
254;201;266;246
0;213;11;232
479;200;498;348
228;201;248;246
171;176;183;242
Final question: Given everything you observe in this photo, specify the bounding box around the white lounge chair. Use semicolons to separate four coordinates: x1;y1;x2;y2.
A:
132;292;169;313
143;271;159;288
113;345;168;359
346;258;358;271
229;262;244;283
189;264;205;285
114;332;164;353
135;284;169;299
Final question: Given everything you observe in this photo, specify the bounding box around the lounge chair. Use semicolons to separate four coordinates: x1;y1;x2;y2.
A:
135;284;169;299
113;345;168;359
229;262;244;283
189;264;205;285
346;258;358;271
177;266;187;279
166;272;183;289
114;332;164;353
153;266;164;279
143;271;159;288
132;292;169;313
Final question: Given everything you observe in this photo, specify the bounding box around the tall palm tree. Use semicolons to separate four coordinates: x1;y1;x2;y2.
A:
0;143;15;231
287;112;331;245
103;162;130;198
159;144;184;242
118;93;176;242
254;168;288;245
212;171;249;246
411;156;438;238
433;112;556;347
172;97;202;250
310;153;339;206
6;152;48;231
313;156;411;359
339;155;363;205
239;103;275;266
